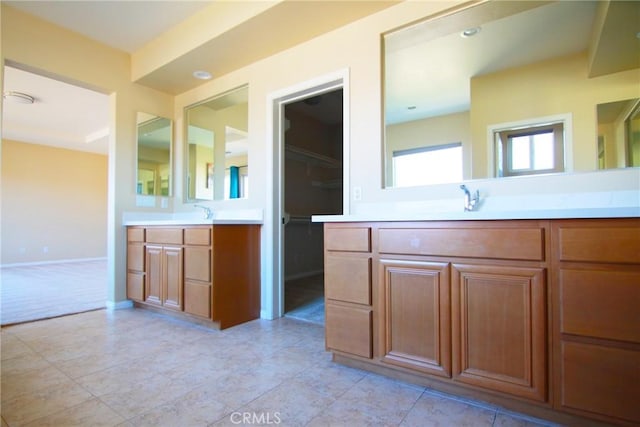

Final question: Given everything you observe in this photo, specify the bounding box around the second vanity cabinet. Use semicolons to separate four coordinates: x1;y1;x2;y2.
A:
126;224;260;329
324;218;640;426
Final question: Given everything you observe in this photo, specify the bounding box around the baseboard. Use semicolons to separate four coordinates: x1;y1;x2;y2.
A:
106;300;134;310
284;269;323;282
1;257;107;268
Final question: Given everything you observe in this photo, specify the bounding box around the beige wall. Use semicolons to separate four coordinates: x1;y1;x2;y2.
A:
1;140;107;264
471;52;640;178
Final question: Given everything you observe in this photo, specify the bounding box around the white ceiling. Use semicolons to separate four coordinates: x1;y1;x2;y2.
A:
2;1;214;154
4;0;213;53
2;65;110;154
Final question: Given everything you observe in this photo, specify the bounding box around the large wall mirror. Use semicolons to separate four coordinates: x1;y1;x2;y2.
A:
185;85;249;201
383;0;639;188
136;112;172;196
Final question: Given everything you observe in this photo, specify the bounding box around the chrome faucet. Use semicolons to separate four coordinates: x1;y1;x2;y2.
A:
194;204;214;220
460;185;479;212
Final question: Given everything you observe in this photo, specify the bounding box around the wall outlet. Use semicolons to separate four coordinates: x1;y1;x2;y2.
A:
353;186;362;201
43;246;49;253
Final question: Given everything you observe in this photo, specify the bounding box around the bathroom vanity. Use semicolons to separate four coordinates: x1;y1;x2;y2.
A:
126;221;260;329
317;215;639;426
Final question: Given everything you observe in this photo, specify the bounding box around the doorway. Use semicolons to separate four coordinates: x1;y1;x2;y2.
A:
0;64;109;325
282;89;344;324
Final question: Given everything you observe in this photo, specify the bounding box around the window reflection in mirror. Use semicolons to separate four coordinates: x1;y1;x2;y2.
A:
185;85;248;201
136;113;172;196
597;98;640;169
383;0;640;188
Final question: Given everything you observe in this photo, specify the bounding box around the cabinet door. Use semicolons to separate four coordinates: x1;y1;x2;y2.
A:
452;264;546;402
162;246;183;311
380;260;451;377
145;245;163;306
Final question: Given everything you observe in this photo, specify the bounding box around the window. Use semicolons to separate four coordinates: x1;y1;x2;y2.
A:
495;123;564;177
393;142;462;186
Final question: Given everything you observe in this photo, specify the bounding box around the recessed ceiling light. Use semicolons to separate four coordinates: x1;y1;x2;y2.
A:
3;91;35;104
461;27;481;38
193;70;212;80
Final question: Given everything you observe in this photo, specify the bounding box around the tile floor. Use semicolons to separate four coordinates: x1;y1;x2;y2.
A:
1;308;556;427
0;260;107;326
284;274;325;325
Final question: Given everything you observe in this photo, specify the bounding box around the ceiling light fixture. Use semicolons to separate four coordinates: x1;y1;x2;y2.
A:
461;27;481;38
193;70;212;80
3;91;35;104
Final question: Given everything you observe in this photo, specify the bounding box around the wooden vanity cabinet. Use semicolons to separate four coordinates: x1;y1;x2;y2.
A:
551;218;640;425
126;228;145;301
126;224;260;329
376;222;547;402
324;218;639;425
324;225;373;359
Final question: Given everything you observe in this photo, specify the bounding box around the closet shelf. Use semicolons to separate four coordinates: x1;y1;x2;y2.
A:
285;145;341;169
311;179;343;189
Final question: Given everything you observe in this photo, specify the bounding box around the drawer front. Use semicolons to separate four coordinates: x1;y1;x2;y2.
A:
560;268;640;343
127;244;144;272
560;342;640;423
126;272;144;301
127;227;144;243
325;303;372;358
146;228;183;245
184;281;211;318
325;255;371;305
184;247;212;282
185;227;212;246
325;226;371;252
379;227;544;261
557;226;640;264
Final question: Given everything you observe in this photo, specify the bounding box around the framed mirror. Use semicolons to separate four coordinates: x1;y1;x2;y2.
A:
383;0;640;188
185;85;249;201
136;113;172;196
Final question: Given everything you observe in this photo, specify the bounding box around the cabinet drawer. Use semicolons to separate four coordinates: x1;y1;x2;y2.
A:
325;255;371;305
379;227;544;261
146;228;183;245
557;226;640;264
185;227;211;246
325;227;371;252
127;227;144;243
560;342;640;423
127;272;144;301
184;281;211;318
326;303;372;358
560;269;640;343
127;244;144;272
184;247;212;282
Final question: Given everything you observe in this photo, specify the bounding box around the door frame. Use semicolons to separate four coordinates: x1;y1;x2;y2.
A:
266;68;350;319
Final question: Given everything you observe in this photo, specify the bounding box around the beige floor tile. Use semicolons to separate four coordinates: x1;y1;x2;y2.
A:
23;397;126;427
129;387;234;427
493;412;554;427
0;353;51;377
400;391;496;427
1;365;71;402
237;379;336;426
1;380;93;426
97;374;195;419
313;374;424;426
293;363;367;399
0;334;36;361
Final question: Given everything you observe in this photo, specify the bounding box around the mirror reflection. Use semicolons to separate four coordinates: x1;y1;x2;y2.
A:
384;0;640;188
597;98;640;169
185;85;249;201
136;113;172;196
